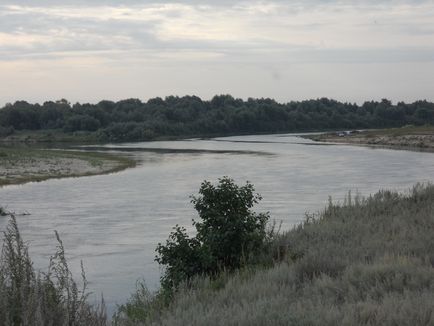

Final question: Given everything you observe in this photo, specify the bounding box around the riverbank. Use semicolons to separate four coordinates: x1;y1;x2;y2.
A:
117;183;434;325
6;126;434;150
0;147;135;187
305;125;434;151
0;128;321;144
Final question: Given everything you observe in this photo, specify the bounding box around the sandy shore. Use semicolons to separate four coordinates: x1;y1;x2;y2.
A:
306;127;434;152
0;148;135;187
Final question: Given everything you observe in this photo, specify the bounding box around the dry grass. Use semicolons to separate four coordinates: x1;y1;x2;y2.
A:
123;184;434;326
0;214;108;326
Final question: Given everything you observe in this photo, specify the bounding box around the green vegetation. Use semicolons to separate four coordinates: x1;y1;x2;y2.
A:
114;177;273;324
0;214;107;325
0;147;135;187
2;97;434;142
117;183;434;325
0;130;100;143
156;177;271;291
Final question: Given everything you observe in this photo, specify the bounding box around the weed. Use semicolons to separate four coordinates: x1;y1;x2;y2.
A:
0;213;107;326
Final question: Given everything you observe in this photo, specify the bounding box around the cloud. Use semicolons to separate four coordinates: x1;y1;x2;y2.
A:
0;0;434;104
1;1;434;58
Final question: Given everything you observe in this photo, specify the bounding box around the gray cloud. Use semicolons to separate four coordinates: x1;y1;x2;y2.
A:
0;0;434;104
4;0;432;4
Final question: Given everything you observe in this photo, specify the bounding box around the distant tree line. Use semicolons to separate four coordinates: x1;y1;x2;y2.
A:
1;95;434;141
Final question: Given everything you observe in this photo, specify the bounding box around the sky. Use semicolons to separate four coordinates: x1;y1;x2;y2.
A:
1;0;434;105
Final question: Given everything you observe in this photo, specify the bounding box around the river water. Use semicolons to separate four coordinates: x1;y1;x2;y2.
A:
1;133;433;312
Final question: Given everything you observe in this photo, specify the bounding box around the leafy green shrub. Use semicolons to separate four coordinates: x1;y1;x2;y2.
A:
156;177;270;291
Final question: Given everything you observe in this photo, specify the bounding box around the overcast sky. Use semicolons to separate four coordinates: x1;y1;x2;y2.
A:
1;0;434;105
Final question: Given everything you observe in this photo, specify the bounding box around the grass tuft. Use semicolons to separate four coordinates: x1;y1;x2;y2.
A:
0;213;107;326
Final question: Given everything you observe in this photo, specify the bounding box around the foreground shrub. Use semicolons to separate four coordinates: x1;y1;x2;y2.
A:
0;214;107;326
155;177;270;292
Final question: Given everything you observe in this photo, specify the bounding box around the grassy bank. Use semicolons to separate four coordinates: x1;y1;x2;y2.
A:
0;128;325;144
0;129;99;143
0;129;274;144
0;146;135;187
306;125;434;151
2;183;434;325
117;184;434;325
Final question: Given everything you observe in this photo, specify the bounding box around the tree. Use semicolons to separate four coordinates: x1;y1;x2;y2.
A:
155;177;270;290
63;114;100;132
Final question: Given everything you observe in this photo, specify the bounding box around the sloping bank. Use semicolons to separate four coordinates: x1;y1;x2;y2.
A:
129;184;434;326
0;147;135;187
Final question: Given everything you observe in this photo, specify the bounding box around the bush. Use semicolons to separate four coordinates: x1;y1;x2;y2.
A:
155;177;270;291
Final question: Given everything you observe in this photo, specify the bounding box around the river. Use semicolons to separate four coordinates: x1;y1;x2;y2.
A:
1;133;433;313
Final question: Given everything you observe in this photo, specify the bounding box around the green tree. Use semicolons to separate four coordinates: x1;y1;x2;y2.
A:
155;177;270;291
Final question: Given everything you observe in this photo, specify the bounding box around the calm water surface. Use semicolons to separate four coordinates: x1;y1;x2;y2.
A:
1;133;434;312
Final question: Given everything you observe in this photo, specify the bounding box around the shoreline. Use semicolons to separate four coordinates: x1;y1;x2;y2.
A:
0;128;351;144
3;127;433;188
0;147;136;187
303;126;434;153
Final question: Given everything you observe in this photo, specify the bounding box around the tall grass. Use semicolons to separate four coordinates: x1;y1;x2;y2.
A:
121;184;434;325
0;214;107;326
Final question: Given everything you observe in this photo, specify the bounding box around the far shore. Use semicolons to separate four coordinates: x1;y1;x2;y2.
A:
2;126;433;188
303;125;434;153
0;147;136;187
